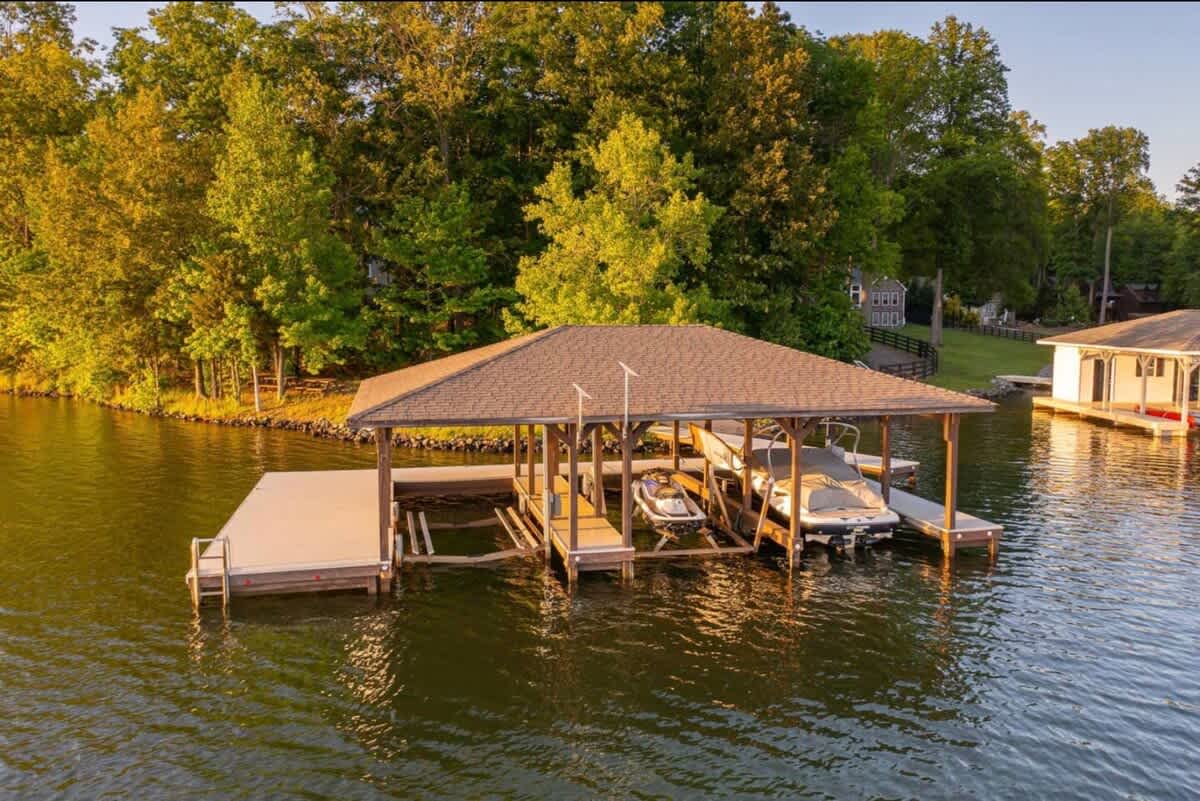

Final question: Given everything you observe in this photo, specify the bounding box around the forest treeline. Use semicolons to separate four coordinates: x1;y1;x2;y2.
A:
1;2;1198;409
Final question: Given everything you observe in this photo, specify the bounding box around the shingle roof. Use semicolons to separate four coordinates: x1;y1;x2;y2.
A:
348;325;993;428
1037;309;1200;354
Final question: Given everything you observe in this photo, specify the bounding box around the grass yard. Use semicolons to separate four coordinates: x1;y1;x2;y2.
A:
900;324;1051;391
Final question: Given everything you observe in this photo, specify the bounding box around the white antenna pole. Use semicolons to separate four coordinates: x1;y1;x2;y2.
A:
618;362;639;435
572;383;592;445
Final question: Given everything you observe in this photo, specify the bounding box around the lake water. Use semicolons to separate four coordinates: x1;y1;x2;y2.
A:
1;394;1197;800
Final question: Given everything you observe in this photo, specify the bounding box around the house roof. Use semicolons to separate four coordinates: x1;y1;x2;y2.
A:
1037;309;1200;355
347;325;992;428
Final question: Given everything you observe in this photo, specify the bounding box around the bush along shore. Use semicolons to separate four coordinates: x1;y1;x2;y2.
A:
3;384;666;454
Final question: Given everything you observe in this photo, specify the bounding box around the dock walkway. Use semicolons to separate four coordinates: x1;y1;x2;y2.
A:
865;479;1001;558
1033;396;1191;437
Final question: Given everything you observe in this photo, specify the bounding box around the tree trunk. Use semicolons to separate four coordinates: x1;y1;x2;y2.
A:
210;358;221;400
193;360;204;399
272;341;286;401
931;268;944;348
1099;223;1114;324
231;359;241;405
251;360;262;413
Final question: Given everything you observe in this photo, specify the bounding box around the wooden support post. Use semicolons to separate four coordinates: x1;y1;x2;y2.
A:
376;427;393;586
788;418;803;568
879;416;892;505
548;425;560;481
1102;354;1114;411
591;424;605;515
671;420;681;472
513;425;522;478
942;413;960;558
541;425;553;556
621;424;634;550
567;423;579;553
526;424;536;493
742;418;754;515
1181;358;1192;425
1138;355;1150;415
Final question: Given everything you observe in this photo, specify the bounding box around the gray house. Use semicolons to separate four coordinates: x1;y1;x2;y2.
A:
849;269;906;328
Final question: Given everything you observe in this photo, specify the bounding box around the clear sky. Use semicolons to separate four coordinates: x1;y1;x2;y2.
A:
71;2;1197;199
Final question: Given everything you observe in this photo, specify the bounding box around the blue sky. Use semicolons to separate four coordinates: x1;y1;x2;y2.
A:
72;2;1196;199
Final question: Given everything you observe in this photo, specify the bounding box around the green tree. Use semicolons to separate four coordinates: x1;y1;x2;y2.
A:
369;182;513;361
513;114;722;327
1166;163;1200;307
208;70;365;397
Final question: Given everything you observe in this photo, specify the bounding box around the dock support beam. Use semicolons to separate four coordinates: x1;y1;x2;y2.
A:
1138;355;1151;415
513;425;521;479
591;425;605;514
567;423;579;584
742;418;753;516
376;427;394;590
942;413;960;559
526;424;536;492
671;420;680;471
1180;357;1193;425
541;425;553;557
879;416;892;504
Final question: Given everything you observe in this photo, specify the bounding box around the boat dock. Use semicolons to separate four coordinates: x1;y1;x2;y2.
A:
188;324;1005;608
1033;396;1192;437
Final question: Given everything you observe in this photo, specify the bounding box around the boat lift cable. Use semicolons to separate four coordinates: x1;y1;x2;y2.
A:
618;361;639;436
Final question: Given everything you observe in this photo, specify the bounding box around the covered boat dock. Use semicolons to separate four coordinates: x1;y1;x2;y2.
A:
1034;310;1199;437
189;324;1002;606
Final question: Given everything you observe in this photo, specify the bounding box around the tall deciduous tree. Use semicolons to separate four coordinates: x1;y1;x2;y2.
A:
513;114;721;327
208;70;364;397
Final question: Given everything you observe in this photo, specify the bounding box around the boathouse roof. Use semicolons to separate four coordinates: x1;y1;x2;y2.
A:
347;324;993;428
1037;309;1200;355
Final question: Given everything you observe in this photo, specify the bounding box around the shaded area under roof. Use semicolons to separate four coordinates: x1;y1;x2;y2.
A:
1037;309;1200;354
348;325;994;428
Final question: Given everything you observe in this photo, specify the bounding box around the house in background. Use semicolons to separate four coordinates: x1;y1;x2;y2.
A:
850;268;906;328
970;293;1011;325
1115;283;1166;321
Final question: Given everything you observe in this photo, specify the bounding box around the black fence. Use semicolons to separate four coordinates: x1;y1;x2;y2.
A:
945;321;1039;342
865;326;939;380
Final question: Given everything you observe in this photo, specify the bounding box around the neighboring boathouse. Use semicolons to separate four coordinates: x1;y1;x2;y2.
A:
1035;309;1200;437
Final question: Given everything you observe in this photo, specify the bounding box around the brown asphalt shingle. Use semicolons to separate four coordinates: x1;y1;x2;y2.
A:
1038;309;1200;354
348;325;993;428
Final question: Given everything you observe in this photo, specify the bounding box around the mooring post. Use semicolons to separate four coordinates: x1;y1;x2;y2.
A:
942;413;960;559
880;415;892;505
376;427;393;590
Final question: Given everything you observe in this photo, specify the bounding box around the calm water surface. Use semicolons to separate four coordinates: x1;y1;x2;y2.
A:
1;394;1197;800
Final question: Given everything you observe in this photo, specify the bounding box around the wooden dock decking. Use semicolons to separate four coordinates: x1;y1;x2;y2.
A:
864;479;1001;558
515;475;633;574
187;470;387;602
1033;396;1192;437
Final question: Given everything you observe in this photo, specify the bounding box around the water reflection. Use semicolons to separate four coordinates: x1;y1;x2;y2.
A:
2;394;1198;799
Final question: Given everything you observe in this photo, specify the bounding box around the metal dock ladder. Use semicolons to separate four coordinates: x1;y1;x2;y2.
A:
190;537;230;611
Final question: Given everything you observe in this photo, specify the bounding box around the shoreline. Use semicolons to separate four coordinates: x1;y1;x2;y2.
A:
2;386;663;454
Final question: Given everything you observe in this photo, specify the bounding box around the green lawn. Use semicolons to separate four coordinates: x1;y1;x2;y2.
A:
899;324;1051;391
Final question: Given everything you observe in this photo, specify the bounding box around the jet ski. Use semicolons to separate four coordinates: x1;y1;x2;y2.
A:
631;469;706;541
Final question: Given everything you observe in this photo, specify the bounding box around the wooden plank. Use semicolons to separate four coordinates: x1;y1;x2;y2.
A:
506;506;541;549
419;511;435;555
635;545;754;560
406;511;419;555
405;549;528;565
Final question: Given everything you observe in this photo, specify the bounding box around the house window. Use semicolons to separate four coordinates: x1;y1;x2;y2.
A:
891;311;900;326
850;284;862;308
1135;357;1166;378
891;290;900;306
871;311;880;325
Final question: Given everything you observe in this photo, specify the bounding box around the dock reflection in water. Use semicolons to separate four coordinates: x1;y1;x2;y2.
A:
1;394;1197;800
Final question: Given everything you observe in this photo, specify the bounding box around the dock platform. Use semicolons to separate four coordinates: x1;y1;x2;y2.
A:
1033;396;1191;437
515;475;633;576
865;479;1001;558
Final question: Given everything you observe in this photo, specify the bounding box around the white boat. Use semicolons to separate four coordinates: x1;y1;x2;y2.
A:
689;422;899;550
631;469;707;539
